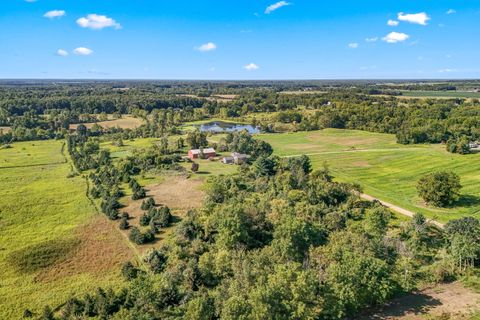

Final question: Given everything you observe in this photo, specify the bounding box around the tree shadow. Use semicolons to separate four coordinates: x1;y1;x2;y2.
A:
360;292;442;319
195;171;211;175
455;194;480;208
171;215;182;224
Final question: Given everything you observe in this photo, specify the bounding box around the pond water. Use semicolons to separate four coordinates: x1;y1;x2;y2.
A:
196;121;261;134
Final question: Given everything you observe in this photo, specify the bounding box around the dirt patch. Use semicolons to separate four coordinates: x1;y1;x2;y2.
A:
69;116;144;131
362;282;480;319
36;215;133;282
352;161;371;167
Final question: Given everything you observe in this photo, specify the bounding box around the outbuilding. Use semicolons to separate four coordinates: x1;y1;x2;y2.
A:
232;152;248;165
222;156;235;164
188;147;216;160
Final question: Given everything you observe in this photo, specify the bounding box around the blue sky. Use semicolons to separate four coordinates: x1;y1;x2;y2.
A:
1;0;479;79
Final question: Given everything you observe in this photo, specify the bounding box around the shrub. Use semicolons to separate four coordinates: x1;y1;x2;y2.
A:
121;261;139;280
191;162;199;173
141;197;156;210
129;227;155;245
140;214;151;226
119;217;129;230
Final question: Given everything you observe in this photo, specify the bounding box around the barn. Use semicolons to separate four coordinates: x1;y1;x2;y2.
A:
188;147;216;160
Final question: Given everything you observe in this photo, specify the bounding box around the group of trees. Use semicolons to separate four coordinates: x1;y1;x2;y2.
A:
42;144;480;319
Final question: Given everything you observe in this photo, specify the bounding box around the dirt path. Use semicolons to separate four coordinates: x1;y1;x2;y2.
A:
360;194;445;228
362;282;480;319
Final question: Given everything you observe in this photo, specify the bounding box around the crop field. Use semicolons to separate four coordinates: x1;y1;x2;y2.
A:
0;140;129;318
259;129;480;223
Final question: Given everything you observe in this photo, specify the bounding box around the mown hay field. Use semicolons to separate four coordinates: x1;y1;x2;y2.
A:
397;90;480;99
69;115;144;131
259;129;480;223
0;140;129;319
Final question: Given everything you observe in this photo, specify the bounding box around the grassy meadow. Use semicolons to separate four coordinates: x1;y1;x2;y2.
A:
397;90;480;99
0;140;128;318
259;129;480;223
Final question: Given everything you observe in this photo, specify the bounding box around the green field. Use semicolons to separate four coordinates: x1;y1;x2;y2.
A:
0;141;126;318
398;90;480;99
259;129;480;223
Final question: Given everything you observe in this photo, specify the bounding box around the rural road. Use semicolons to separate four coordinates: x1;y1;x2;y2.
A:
360;193;445;229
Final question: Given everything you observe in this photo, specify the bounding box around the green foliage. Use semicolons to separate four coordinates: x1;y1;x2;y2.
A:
141;197;156;210
186;130;208;149
128;227;155;245
119;216;129;230
191;162;199;172
417;171;462;207
121;262;139;281
446;136;471;154
226;130;273;159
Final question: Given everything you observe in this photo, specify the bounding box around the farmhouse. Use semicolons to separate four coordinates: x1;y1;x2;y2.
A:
188;147;216;160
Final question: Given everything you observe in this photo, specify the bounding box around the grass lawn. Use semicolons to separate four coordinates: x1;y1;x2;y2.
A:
0;140;128;318
259;129;480;223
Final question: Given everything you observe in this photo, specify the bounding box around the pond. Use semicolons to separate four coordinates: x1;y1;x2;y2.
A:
196;121;261;134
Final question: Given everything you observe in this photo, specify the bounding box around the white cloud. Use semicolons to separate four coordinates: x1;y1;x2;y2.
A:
73;47;93;56
265;1;291;14
382;32;410;43
44;10;66;19
244;63;259;71
387;19;399;26
365;37;378;42
195;42;217;52
25;0;37;2
348;43;359;49
438;68;457;73
76;14;121;30
56;49;68;56
397;12;430;25
446;9;456;15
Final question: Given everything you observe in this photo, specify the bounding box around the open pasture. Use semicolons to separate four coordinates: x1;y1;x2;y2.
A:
259;129;480;223
69;115;144;131
397;90;480;99
0;140;128;318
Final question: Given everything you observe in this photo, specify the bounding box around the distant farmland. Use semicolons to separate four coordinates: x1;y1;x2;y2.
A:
69;115;144;131
259;129;480;223
397;90;480;99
